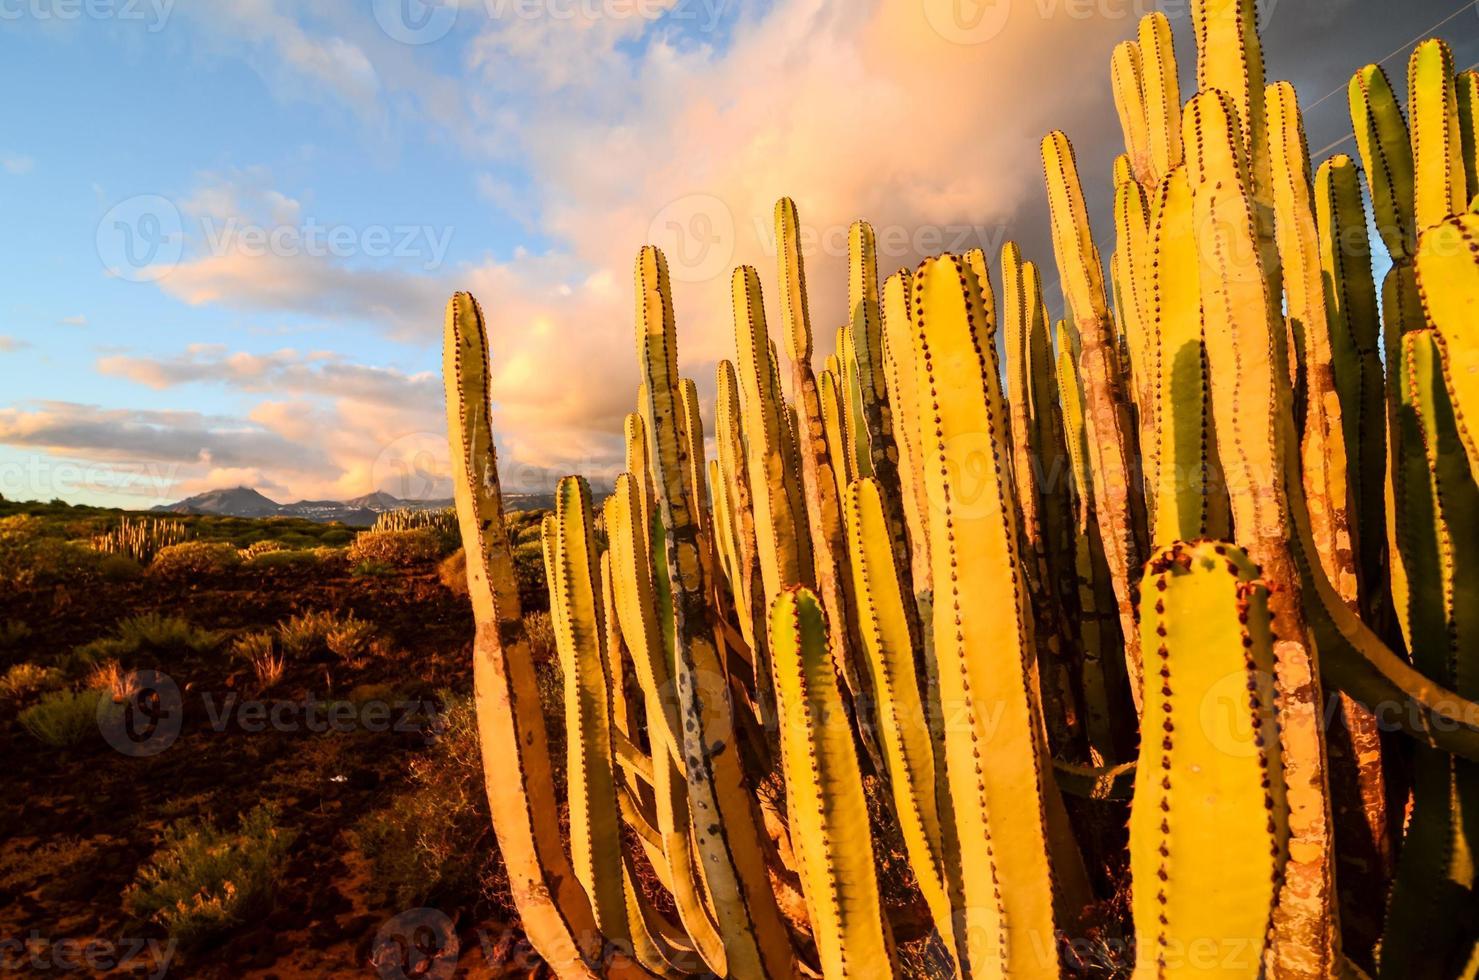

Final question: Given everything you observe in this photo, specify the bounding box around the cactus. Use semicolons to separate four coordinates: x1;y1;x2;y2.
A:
435;13;1479;980
769;586;896;977
1130;541;1288;980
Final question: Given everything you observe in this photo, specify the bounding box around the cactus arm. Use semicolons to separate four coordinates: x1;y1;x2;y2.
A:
1146;166;1213;546
443;292;624;978
841;477;954;957
1375;329;1479;978
848;221;914;603
1190;0;1269;207
1139;11;1183;184
775;198;872;718
1113;177;1155;431
1043;130;1151;720
819;368;854;496
635;246;796;980
881;270;933;605
733;265;809;609
1409;39;1466;236
1129;541;1288;980
1416;213;1479;482
1183;90;1342;977
1111;39;1152;189
550;476;634;950
677;377;713;566
910;253;1086;976
1349;64;1417;260
1315;155;1389;618
769;587;896;979
1458;70;1479;204
1269;81;1360;605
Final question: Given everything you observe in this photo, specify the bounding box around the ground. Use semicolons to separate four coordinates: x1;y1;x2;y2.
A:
0;501;548;978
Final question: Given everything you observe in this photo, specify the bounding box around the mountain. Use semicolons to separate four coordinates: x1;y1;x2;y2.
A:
151;487;284;519
150;486;576;525
153;487;454;526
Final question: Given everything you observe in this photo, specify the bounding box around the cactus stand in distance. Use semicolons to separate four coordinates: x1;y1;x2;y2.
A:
443;3;1479;977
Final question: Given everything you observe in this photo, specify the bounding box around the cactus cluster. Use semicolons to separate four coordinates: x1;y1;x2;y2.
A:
444;3;1479;977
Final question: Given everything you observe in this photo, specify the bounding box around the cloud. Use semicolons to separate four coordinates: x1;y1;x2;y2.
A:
180;1;381;118
0;337;30;353
1;154;34;175
59;315;87;327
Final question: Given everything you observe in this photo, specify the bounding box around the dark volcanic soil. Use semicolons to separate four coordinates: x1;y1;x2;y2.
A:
0;559;545;978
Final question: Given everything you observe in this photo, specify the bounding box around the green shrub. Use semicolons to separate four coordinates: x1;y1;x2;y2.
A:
346;528;445;566
246;548;320;570
0;525;141;588
149;541;241;579
1;662;64;700
511;540;549;611
76;613;221;663
278;610;374;660
124;805;296;948
350;559;395;578
19;689;102;746
354;693;509;911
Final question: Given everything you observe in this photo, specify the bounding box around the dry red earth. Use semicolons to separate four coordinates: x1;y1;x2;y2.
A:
0;556;547;978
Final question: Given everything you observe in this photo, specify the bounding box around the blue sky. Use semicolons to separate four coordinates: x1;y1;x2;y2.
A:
0;0;1471;508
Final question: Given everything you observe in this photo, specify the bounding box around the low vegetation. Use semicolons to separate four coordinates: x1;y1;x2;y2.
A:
123;805;297;948
18;688;103;746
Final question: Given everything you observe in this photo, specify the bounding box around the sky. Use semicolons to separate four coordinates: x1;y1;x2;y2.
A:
0;0;1475;508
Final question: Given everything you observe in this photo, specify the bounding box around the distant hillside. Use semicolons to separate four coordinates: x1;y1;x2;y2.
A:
151;486;570;525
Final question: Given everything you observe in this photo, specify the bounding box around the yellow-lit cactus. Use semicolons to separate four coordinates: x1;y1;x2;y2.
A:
438;12;1479;980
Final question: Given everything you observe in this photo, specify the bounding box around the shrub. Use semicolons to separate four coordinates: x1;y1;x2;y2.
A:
124;805;296;948
0;530;141;589
354;693;509;911
149;541;241;579
524;610;556;662
246;548;320;570
77;613;222;664
438;550;468;596
511;540;549;611
231;631;285;691
277;610;374;661
237;540;284;560
19;689;102;746
350;559;395;578
346;528;445;566
1;662;64;700
85;659;138;701
326;617;375;663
